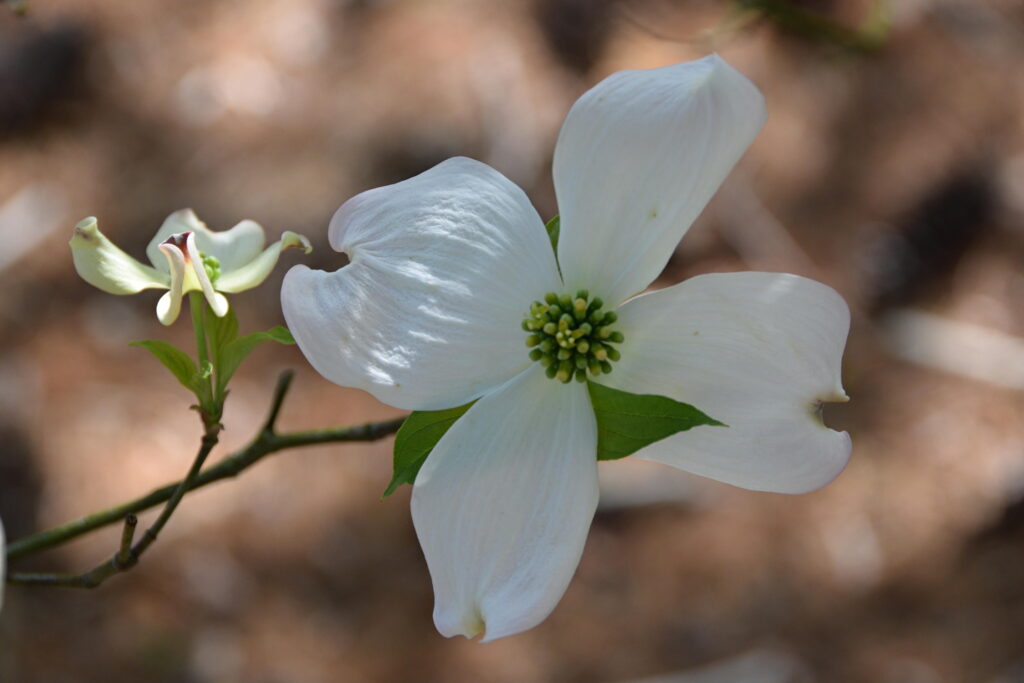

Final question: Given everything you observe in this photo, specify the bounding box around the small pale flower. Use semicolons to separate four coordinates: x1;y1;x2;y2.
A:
71;209;311;325
282;55;851;641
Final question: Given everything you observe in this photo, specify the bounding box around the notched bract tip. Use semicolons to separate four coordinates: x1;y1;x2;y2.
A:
73;216;99;237
281;231;313;254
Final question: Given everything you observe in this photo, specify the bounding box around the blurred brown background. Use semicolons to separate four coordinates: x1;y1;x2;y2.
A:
1;0;1023;681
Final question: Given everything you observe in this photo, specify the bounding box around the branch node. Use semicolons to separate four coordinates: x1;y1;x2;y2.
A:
114;515;139;569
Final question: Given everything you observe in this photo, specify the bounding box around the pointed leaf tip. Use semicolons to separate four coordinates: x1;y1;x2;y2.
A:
214;325;296;396
129;339;201;394
545;215;560;252
586;381;725;461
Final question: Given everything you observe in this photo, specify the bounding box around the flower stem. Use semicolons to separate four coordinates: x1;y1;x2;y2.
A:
187;290;222;430
189;291;209;368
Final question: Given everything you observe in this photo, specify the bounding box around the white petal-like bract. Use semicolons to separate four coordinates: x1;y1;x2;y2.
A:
0;516;5;613
282;157;562;411
553;55;766;304
216;231;312;293
69;217;169;295
146;210;266;273
154;232;229;324
604;272;851;493
156;237;188;325
184;232;229;317
411;366;599;641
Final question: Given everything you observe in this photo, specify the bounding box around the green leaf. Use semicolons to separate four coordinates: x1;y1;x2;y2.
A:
130;340;200;393
203;306;239;403
586;381;726;461
263;325;295;345
384;401;474;497
215;325;296;396
205;306;239;355
545;214;560;251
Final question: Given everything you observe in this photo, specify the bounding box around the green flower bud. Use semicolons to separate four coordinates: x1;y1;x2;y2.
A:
556;360;573;383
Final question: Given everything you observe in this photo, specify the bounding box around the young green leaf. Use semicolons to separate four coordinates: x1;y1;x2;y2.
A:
384;401;474;497
129;340;200;393
586;381;725;461
214;325;296;396
262;325;295;345
205;305;239;355
545;214;560;251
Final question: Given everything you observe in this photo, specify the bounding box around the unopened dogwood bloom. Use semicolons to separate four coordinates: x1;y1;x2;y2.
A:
282;55;851;641
71;209;311;325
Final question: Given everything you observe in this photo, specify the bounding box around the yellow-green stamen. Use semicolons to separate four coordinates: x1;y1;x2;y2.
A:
523;290;625;383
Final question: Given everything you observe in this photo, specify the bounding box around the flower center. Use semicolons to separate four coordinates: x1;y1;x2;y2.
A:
200;252;221;284
522;290;624;383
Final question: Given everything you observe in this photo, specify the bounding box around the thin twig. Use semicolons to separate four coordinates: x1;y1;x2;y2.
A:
8;427;220;588
115;515;138;568
6;371;406;576
260;369;294;435
131;430;219;560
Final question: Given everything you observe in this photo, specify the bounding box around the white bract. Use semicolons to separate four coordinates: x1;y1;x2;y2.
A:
0;516;5;614
281;55;851;641
71;209;311;325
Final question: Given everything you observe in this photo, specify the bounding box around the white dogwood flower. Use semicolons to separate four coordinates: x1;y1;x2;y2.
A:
281;55;851;641
71;209;311;325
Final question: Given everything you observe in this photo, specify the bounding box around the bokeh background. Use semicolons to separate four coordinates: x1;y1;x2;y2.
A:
1;0;1023;681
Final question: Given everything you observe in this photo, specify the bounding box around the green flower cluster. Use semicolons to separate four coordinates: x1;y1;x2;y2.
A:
522;291;624;383
201;252;221;284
